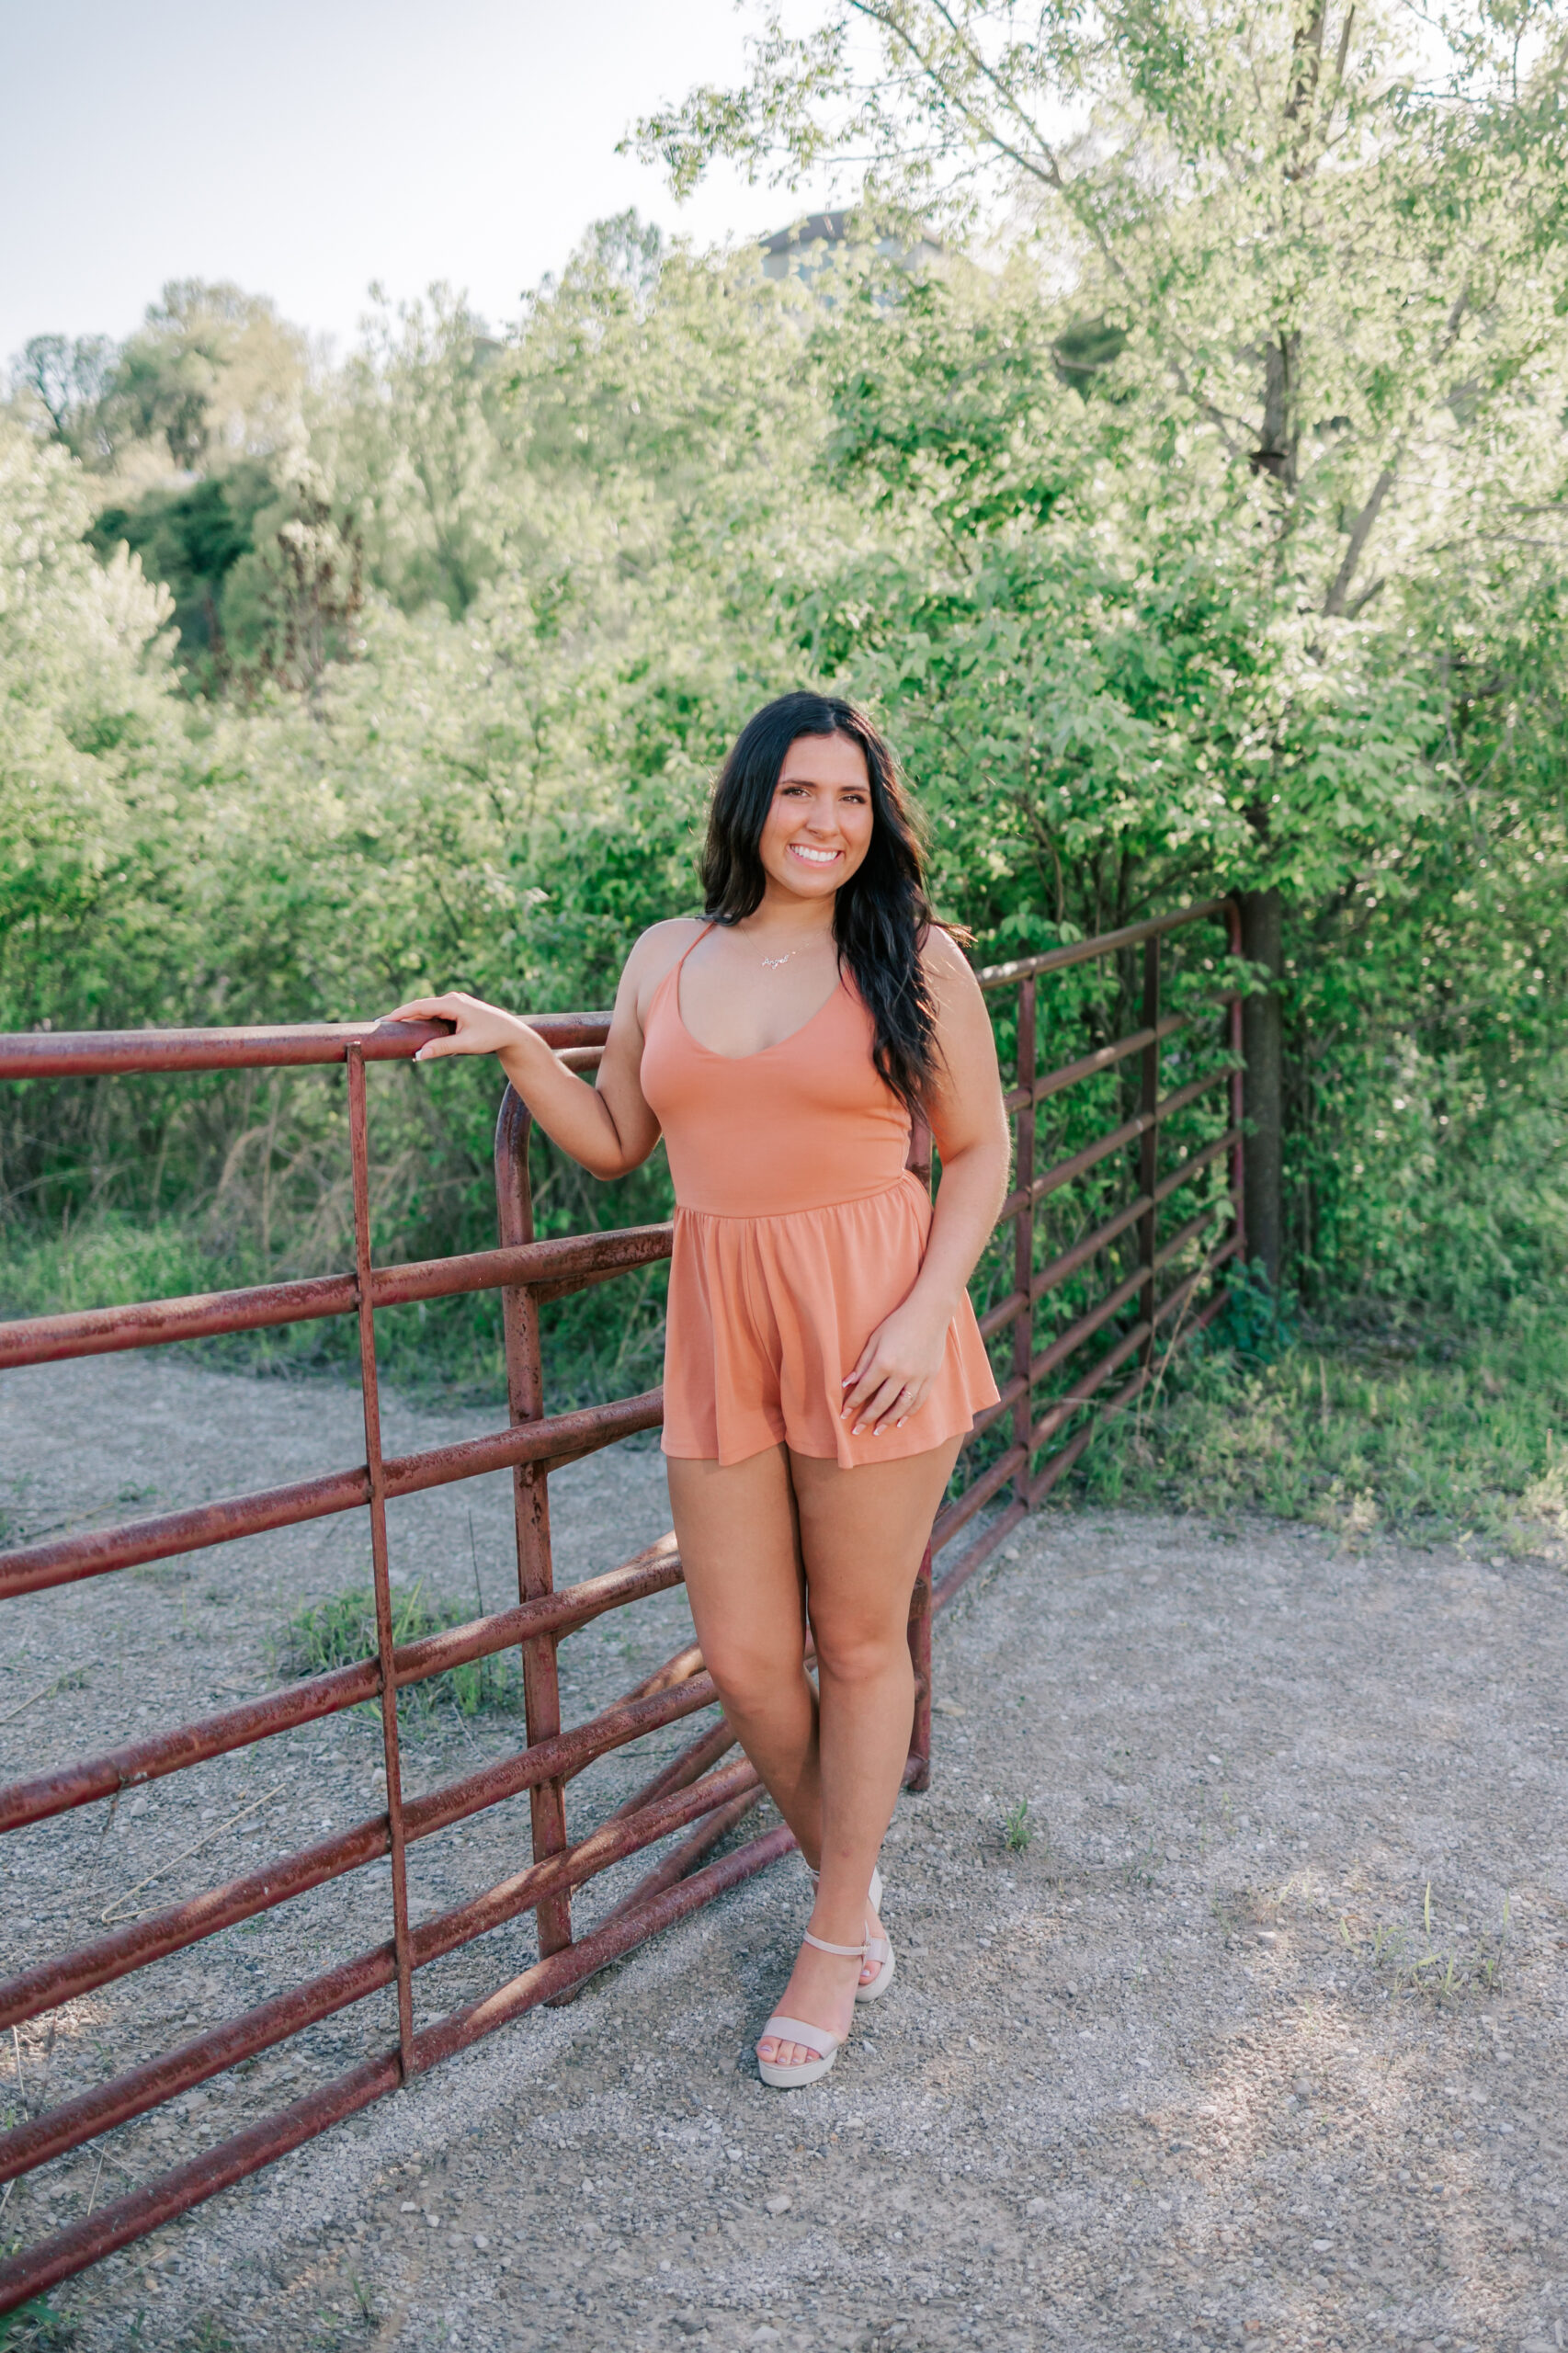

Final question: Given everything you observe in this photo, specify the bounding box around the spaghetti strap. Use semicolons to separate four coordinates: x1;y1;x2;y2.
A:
651;920;717;1012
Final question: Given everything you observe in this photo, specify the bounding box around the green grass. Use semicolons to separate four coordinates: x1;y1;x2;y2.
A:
1075;1293;1568;1551
0;1211;666;1411
0;2287;74;2349
1337;1882;1511;1999
277;1583;520;1722
1001;1798;1033;1852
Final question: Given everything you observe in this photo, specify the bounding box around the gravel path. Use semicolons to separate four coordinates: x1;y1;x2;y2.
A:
1;1358;1564;2353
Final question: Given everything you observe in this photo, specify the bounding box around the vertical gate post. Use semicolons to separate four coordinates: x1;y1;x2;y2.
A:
1225;898;1248;1258
1138;936;1161;1359
1012;978;1037;1506
903;1109;935;1791
494;1085;573;1961
346;1047;417;2081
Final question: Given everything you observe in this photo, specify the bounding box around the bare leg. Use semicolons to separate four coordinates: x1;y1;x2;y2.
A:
756;1437;960;2067
666;1446;824;1856
668;1437;959;2072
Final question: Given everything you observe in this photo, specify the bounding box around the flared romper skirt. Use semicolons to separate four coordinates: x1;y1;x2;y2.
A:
638;936;998;1470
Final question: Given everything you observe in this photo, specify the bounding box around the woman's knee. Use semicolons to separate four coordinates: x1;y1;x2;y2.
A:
704;1639;810;1720
811;1616;910;1689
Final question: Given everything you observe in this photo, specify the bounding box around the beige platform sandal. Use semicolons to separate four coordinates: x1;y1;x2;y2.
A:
855;1921;896;2003
756;1930;867;2090
808;1865;892;2001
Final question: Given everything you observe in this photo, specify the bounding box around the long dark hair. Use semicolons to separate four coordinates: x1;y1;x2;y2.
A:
700;691;943;1115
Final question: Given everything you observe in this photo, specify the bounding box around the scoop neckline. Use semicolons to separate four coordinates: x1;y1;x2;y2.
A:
672;942;846;1065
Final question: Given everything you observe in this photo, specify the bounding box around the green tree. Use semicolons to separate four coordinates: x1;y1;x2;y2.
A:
633;0;1568;1278
10;333;118;464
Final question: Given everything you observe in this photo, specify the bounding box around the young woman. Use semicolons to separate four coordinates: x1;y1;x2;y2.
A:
386;692;1008;2087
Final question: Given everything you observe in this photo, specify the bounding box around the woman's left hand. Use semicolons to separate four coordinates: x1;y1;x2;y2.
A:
841;1296;954;1438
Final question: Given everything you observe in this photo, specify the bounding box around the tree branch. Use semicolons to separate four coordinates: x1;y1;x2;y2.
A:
1323;461;1397;615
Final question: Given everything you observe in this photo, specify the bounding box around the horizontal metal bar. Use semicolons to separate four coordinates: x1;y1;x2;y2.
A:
1031;1263;1145;1385
590;1786;764;1939
0;1226;673;1370
0;1538;685;1836
996;1063;1232;1224
1033;995;1239;1104
929;1496;1029;1611
980;1134;1237;1347
0;1388;664;1600
977;898;1231;989
0;1945;389;2186
930;1444;1027;1558
1004;1017;1159;1113
406;1756;756;1980
605;1641;705;1707
0;1757;756;2186
1029;1189;1149;1302
1025;1249;1236;1515
965;1371;1028;1441
0;1668;719;2032
1027;1386;1124;1506
1148;1065;1233;1129
1030;1318;1150;1450
0;1818;797;2315
1153;1202;1224;1274
1153;1125;1239;1206
0;1012;613;1082
937;1235;1238;1588
976;1285;1028;1344
1002;1006;1206;1114
970;1206;1237;1463
606;1715;736;1824
1153;1235;1239;1329
975;1179;1148;1344
996;1108;1143;1223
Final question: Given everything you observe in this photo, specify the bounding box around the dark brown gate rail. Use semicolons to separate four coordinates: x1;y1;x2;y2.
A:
0;899;1242;2316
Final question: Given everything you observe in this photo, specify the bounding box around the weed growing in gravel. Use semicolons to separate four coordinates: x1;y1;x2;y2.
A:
1125;1834;1164;1889
0;2284;74;2350
1338;1881;1510;1997
276;1584;520;1723
179;2320;238;2353
1002;1799;1032;1851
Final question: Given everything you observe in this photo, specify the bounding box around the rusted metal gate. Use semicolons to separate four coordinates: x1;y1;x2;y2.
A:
0;898;1241;2315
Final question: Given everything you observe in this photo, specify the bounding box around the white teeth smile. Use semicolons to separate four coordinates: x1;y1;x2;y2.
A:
790;844;840;864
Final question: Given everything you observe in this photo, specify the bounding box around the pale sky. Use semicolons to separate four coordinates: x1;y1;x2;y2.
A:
0;0;836;363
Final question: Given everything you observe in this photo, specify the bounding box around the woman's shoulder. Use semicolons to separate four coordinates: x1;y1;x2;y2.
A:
918;921;979;985
623;916;710;1008
631;915;708;971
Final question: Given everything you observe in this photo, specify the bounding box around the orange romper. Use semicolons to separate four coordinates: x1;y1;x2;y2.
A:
640;929;999;1469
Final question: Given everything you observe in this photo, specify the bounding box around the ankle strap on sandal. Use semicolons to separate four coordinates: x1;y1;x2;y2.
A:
801;1929;869;1958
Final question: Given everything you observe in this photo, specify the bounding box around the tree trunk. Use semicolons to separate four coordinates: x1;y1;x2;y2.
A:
1239;886;1284;1290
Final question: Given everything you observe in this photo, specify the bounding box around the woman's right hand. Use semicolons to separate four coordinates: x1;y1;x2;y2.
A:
381;992;530;1063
